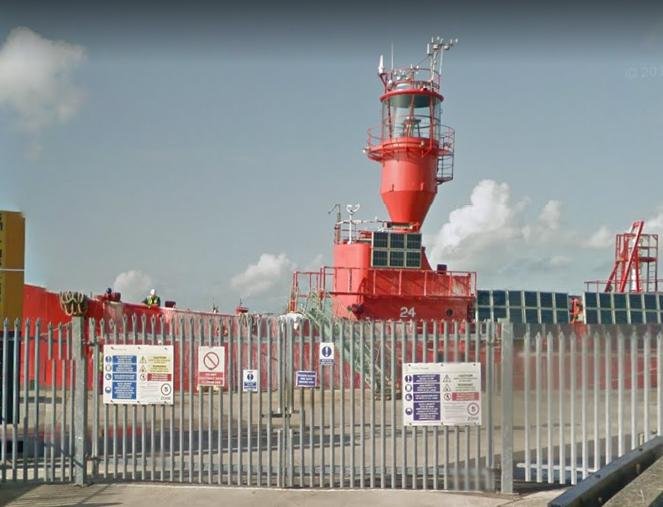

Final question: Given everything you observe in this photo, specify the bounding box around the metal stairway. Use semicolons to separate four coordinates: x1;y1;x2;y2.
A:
298;291;392;392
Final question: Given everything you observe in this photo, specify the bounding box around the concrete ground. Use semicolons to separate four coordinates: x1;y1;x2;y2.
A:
605;455;663;506
0;483;567;507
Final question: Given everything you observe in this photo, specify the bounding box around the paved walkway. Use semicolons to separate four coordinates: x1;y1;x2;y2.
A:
0;483;566;507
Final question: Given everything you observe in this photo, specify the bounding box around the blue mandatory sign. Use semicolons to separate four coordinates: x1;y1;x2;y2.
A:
413;401;440;422
295;370;317;388
112;381;137;400
112;355;137;364
319;342;335;366
403;364;444;426
242;369;258;393
112;363;137;373
111;354;137;373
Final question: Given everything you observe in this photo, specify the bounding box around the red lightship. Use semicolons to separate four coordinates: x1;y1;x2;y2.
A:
291;38;476;322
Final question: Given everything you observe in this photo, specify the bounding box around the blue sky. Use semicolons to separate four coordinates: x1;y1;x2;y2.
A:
1;1;663;312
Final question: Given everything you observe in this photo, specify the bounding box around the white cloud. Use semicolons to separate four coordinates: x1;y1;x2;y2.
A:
231;253;295;297
427;180;572;279
538;200;562;230
582;225;613;249
113;270;153;303
523;199;564;242
0;27;85;133
428;180;524;260
646;209;663;233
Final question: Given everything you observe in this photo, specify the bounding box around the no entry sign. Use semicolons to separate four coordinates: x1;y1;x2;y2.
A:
197;346;226;387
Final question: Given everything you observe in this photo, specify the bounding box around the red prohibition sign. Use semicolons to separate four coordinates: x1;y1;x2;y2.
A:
203;351;220;370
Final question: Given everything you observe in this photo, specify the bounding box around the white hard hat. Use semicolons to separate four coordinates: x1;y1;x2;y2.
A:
150;289;156;296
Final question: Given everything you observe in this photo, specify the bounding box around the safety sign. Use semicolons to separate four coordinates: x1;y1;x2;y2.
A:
103;345;174;405
319;342;335;366
295;370;317;388
439;362;482;426
402;362;443;426
197;346;226;387
242;369;259;392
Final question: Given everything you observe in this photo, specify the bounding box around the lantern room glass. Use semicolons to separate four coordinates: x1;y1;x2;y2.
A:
381;94;440;140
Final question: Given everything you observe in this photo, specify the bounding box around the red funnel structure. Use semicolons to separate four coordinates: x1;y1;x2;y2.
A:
367;82;455;230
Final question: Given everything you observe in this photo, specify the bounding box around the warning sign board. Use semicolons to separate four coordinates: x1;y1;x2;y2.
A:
402;363;443;426
242;369;258;392
103;345;174;405
319;342;334;366
440;362;481;426
197;346;226;387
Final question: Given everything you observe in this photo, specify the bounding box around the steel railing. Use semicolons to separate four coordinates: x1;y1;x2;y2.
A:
367;119;454;150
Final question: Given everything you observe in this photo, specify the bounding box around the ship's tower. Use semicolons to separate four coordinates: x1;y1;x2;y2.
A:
289;38;475;322
366;37;457;231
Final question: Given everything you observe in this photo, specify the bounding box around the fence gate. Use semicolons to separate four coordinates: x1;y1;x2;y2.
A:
510;324;663;486
0;320;76;483
2;315;508;491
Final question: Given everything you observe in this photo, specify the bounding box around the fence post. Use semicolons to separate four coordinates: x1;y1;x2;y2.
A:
500;321;514;494
72;315;88;485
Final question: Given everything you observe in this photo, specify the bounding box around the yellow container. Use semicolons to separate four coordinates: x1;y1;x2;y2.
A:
0;270;24;322
0;211;25;270
0;211;25;321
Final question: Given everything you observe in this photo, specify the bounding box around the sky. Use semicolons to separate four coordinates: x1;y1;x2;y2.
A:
1;0;663;313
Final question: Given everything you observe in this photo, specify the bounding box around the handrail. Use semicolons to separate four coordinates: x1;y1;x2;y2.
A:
323;266;476;298
584;279;663;293
290;266;477;306
383;65;442;91
367;120;454;148
333;221;385;245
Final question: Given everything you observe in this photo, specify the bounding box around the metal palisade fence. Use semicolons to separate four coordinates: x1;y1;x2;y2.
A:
512;324;663;485
1;316;662;492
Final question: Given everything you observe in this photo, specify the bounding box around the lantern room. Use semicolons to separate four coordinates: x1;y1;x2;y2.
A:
366;38;458;231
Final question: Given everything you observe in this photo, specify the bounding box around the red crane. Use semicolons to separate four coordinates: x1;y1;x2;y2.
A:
603;220;659;293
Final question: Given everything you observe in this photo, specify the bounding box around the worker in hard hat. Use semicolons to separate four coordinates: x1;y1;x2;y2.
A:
143;289;161;308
